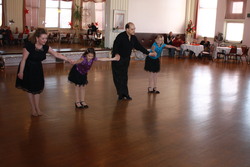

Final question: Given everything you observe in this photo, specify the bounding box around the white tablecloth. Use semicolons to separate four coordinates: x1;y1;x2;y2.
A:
180;44;204;56
216;47;242;55
13;34;19;39
23;34;28;39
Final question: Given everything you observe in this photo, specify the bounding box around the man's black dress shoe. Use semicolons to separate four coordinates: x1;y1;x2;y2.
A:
118;95;124;100
124;95;132;100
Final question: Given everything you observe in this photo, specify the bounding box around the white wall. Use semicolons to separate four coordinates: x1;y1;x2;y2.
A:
214;0;226;35
104;0;129;48
128;0;186;33
5;0;23;32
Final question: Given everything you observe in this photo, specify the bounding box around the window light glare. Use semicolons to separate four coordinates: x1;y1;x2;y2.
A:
226;23;244;42
232;2;243;14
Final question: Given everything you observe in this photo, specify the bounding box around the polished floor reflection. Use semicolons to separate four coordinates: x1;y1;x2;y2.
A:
0;57;250;167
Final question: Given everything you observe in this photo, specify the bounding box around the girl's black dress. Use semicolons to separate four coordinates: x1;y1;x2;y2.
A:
15;42;49;94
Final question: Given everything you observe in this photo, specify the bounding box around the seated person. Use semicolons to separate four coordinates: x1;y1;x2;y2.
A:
172;34;184;47
166;31;174;45
166;31;175;57
91;22;98;35
94;30;103;45
30;26;36;33
87;24;92;35
23;26;29;34
172;35;184;57
2;26;13;45
15;27;19;34
200;36;210;51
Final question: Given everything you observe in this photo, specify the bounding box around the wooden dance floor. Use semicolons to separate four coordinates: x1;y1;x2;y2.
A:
1;57;250;167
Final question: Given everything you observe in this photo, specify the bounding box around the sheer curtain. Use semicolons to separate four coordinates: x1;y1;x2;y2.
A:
25;0;40;28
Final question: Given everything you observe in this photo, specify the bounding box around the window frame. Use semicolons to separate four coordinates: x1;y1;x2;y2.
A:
45;0;72;29
232;1;244;14
224;19;244;43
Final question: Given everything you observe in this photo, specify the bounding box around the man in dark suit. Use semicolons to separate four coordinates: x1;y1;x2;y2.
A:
111;22;156;100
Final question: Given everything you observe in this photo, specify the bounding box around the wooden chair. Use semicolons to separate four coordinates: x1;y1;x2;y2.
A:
61;33;70;43
53;33;59;42
47;33;54;43
201;44;215;61
217;43;227;59
238;45;249;64
68;33;75;44
17;33;23;44
225;45;237;62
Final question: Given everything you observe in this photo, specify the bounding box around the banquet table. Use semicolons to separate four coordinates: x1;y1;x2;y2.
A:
216;46;242;54
13;34;19;39
180;44;204;56
214;46;242;59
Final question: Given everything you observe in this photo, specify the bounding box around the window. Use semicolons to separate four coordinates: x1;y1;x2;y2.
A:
196;0;218;38
81;1;105;30
45;0;72;28
224;0;246;42
232;2;243;14
0;0;2;26
225;0;246;19
225;22;244;42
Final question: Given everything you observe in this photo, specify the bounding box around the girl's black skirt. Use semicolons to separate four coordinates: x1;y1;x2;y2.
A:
144;56;160;73
68;65;88;86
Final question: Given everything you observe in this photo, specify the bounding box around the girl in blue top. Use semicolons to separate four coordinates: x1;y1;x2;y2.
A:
144;35;177;94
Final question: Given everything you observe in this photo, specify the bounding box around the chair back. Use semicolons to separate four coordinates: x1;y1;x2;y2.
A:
241;45;249;55
18;33;23;38
229;45;237;54
66;33;70;38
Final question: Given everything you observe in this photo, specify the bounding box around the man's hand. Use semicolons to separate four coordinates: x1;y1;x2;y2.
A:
114;54;120;61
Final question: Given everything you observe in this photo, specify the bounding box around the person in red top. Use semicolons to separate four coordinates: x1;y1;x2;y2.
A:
172;34;184;47
172;35;184;58
23;26;30;34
